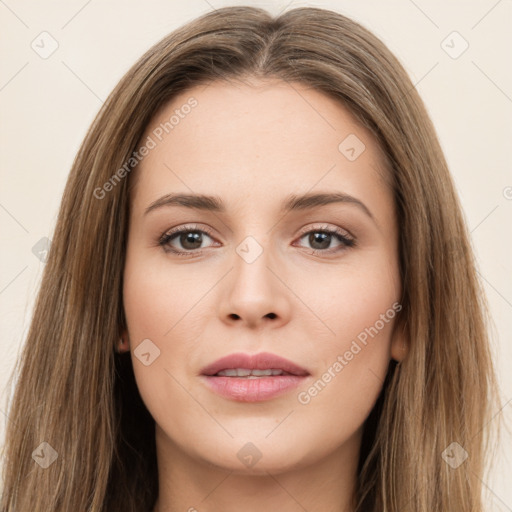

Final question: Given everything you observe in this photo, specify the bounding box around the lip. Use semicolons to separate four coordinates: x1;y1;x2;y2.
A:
200;351;309;377
200;351;310;402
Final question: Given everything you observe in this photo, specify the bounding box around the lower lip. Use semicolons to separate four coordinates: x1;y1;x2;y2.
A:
201;375;307;402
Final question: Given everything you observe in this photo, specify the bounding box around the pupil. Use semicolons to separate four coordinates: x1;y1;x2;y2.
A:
310;232;330;250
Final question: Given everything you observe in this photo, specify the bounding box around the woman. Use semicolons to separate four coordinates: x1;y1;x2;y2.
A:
0;6;500;511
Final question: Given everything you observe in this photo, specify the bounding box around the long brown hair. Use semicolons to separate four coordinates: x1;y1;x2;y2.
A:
1;6;501;511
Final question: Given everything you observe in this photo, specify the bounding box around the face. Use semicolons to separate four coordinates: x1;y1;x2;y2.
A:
122;78;406;475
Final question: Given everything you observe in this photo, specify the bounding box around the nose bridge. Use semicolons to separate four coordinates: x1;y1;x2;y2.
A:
219;231;290;327
232;233;275;303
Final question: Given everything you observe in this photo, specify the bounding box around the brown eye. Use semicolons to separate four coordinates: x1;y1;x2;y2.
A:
159;226;217;255
296;227;355;254
307;232;332;250
174;231;205;250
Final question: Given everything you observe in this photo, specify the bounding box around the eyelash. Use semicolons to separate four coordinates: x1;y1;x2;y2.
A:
157;224;356;257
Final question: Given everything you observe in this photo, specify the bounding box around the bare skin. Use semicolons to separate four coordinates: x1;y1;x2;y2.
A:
121;78;407;512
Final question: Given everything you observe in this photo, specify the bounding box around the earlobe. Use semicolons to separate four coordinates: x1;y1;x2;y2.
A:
117;330;130;353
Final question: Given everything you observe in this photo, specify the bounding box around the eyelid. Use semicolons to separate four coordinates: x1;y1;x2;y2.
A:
296;223;354;240
160;223;353;241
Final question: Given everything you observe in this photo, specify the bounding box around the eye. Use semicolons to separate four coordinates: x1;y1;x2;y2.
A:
158;224;356;257
158;224;217;256
294;225;355;255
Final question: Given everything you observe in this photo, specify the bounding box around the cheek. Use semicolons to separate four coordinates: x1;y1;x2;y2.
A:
295;264;399;433
122;255;206;435
122;249;211;343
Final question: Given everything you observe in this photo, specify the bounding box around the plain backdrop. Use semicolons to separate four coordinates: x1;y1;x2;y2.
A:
1;0;511;508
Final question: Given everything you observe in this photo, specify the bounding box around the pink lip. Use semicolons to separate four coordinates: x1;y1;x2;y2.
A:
200;351;310;402
200;351;309;376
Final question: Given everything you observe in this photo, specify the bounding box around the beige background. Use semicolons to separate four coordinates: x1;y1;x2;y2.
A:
1;0;511;508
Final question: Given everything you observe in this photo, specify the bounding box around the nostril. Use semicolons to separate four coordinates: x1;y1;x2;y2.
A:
227;313;276;320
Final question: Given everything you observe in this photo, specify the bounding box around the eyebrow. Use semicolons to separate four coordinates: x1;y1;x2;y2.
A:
144;191;375;221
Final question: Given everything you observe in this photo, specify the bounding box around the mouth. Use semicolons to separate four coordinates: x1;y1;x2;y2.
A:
200;352;310;402
214;368;296;377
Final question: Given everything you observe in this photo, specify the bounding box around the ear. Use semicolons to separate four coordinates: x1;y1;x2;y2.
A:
390;312;409;363
117;329;130;353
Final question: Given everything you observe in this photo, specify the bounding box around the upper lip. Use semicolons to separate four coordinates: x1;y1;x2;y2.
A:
200;351;310;376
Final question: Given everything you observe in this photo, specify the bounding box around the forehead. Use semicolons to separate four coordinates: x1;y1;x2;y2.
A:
130;79;391;214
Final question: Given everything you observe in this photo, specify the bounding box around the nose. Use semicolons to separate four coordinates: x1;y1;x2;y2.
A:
218;243;291;329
